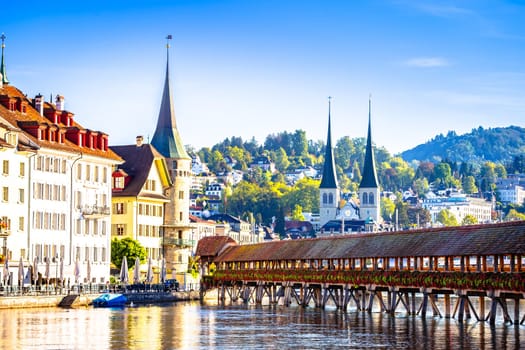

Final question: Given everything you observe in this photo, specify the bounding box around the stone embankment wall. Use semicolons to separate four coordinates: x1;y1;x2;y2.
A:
0;291;200;309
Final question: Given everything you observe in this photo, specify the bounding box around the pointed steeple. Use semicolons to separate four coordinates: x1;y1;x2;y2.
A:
151;35;190;160
320;97;338;189
360;97;379;188
1;33;9;85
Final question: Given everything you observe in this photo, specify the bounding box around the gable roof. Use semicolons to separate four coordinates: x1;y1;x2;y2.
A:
111;143;171;198
0;85;122;161
195;236;237;259
213;221;525;262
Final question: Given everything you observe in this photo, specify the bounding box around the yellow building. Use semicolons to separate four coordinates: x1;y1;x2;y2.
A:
111;136;172;280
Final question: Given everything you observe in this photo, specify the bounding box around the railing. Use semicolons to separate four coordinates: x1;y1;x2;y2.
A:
80;205;110;217
214;268;525;293
163;238;195;248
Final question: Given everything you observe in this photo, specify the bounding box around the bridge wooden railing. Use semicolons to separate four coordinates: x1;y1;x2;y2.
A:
213;268;525;293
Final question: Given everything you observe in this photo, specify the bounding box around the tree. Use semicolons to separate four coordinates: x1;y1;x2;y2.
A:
407;207;431;228
462;176;478;194
506;209;525;221
380;196;395;222
335;136;354;170
461;214;478;225
111;237;147;270
273;147;290;172
290;204;305;220
436;209;459;227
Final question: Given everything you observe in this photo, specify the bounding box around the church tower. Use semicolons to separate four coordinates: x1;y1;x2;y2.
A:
151;36;192;282
319;98;340;227
358;98;381;228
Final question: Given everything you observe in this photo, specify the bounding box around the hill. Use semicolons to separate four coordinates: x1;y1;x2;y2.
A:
400;126;525;164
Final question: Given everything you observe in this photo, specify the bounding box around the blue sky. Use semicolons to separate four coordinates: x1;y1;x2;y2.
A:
2;0;524;154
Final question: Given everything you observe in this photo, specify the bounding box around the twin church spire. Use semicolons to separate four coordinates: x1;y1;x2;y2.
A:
319;96;380;229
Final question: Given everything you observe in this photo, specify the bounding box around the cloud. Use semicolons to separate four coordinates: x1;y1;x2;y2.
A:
404;57;450;68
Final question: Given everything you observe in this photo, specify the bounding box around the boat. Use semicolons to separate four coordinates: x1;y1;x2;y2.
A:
92;293;127;307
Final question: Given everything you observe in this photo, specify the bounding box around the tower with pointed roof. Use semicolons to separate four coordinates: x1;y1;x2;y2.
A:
1;33;9;86
150;36;192;281
358;98;381;227
319;98;340;227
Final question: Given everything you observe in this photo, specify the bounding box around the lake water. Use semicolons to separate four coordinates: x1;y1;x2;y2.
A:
1;300;524;349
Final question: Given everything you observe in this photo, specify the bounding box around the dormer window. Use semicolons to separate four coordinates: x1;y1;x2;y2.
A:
113;176;125;190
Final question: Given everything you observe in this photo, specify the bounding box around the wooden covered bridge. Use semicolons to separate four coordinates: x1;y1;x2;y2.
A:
196;221;525;324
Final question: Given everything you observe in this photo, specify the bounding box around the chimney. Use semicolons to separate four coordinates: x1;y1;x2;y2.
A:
136;135;144;147
55;95;65;111
34;94;44;115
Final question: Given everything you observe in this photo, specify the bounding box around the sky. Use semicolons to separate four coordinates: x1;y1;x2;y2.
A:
2;0;524;155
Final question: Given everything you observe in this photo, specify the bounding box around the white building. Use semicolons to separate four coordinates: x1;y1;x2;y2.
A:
422;193;493;224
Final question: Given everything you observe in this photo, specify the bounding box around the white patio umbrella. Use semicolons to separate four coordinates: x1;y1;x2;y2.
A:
86;260;91;283
44;257;50;285
32;257;39;286
160;257;167;283
18;257;24;288
119;256;129;284
133;257;141;284
74;258;81;284
3;256;9;286
59;258;64;287
146;256;153;283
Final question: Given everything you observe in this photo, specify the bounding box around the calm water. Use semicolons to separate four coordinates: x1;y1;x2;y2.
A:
1;300;524;349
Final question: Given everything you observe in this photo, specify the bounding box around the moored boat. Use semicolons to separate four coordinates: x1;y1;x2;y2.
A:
92;293;127;307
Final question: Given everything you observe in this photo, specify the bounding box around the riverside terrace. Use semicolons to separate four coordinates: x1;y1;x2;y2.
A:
196;221;525;325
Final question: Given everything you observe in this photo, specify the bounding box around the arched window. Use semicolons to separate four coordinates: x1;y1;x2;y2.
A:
369;192;374;204
362;192;368;205
322;193;328;204
328;193;333;204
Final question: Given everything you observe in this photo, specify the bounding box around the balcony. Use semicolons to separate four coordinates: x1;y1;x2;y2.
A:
80;205;111;218
163;238;195;248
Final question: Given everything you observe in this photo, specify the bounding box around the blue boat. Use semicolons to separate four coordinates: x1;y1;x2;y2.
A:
92;293;127;307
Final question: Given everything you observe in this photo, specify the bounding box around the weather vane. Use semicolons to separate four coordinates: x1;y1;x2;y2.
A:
166;34;172;49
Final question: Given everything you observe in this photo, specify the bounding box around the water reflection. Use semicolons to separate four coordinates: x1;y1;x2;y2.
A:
0;302;524;349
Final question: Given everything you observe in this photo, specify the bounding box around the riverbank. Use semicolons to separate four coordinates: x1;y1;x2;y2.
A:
0;290;201;309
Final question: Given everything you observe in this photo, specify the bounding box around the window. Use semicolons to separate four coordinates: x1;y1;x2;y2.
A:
322;193;327;204
114;202;125;214
19;162;25;177
362;192;368;205
18;188;24;203
36;156;43;171
179;190;184;199
116;224;125;236
328;193;333;205
86;164;91;181
76;163;82;180
2;160;8;175
113;176;124;189
102;167;108;183
179;212;183;221
94;166;99;182
369;192;374;205
2;187;8;202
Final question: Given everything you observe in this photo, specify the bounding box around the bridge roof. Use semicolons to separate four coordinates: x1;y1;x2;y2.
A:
211;221;525;262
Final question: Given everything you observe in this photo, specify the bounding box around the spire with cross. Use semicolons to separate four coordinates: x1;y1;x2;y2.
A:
0;33;9;85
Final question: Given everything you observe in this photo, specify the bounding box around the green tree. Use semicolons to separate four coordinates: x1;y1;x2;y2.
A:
335;136;354;170
111;237;147;270
461;214;478;225
506;209;525;221
412;178;429;197
290;204;305;220
407;207;431;228
462;176;478;194
436;209;459;227
273;147;290;172
380;196;396;222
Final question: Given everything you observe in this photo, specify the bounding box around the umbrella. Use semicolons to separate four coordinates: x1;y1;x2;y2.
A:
160;257;167;283
44;257;50;284
119;256;129;284
86;260;91;283
18;257;24;287
74;258;81;284
33;257;39;285
59;258;64;286
146;256;153;283
133;257;141;284
3;256;9;285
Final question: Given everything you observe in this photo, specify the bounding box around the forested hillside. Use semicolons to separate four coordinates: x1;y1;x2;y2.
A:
401;126;525;164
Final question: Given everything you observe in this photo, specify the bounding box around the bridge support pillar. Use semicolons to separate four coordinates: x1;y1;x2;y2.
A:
444;294;451;318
